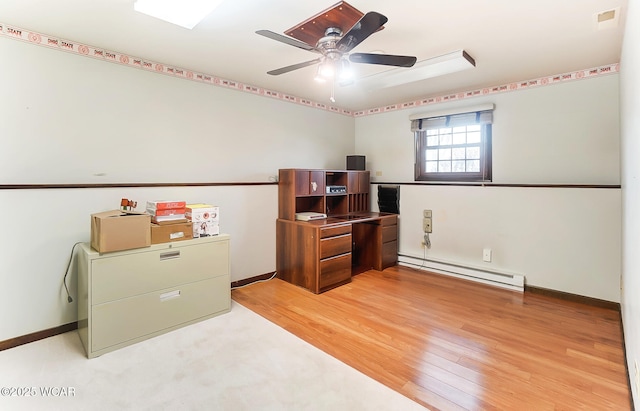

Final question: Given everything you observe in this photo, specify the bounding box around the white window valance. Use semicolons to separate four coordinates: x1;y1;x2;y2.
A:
410;103;494;132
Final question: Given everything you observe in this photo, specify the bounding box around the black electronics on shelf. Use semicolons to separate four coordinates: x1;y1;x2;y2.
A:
346;155;366;170
377;185;400;214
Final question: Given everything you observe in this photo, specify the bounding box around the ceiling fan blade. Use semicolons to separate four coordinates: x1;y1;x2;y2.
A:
337;11;388;53
350;53;417;67
256;30;318;52
267;58;322;76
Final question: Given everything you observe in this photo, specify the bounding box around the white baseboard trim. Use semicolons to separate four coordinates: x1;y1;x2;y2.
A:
398;254;525;292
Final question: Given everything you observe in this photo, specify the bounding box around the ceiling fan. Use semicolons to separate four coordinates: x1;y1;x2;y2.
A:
256;4;416;100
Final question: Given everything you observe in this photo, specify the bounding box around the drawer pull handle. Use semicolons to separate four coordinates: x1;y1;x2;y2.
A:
160;290;181;302
160;250;180;260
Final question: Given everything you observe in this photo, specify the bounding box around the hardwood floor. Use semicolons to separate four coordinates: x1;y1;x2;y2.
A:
232;266;631;410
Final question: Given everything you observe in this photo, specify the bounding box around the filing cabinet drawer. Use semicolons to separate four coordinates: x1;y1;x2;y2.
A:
78;235;231;358
91;276;229;352
320;224;351;238
92;240;229;304
319;253;352;290
320;233;352;259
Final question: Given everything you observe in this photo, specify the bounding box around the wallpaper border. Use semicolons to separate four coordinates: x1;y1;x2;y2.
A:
0;22;619;118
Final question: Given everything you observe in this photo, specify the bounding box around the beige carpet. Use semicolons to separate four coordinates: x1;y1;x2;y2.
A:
0;301;427;410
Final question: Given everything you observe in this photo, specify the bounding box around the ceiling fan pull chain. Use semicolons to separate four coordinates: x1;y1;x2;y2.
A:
330;79;336;103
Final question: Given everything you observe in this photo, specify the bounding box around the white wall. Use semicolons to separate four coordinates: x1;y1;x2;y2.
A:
0;36;354;341
0;38;354;183
357;75;621;302
0;185;276;341
620;0;640;403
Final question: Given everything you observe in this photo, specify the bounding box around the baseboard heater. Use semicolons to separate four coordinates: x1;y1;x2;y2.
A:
398;253;525;292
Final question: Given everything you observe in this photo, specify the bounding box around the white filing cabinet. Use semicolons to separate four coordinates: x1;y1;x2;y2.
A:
77;235;230;358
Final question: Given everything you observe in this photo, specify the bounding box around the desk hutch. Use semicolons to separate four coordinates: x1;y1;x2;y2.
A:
276;168;398;293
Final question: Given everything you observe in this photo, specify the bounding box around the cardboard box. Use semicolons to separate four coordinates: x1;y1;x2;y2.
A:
192;221;220;238
91;210;151;253
151;217;188;225
150;221;193;244
186;204;219;223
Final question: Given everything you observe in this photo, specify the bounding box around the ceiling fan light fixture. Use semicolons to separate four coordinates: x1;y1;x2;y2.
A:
314;65;327;83
338;59;354;82
134;0;224;29
360;50;476;89
318;61;336;79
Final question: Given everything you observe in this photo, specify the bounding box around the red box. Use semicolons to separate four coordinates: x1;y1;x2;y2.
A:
146;200;187;210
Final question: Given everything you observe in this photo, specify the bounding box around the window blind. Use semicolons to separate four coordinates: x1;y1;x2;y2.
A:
411;109;493;132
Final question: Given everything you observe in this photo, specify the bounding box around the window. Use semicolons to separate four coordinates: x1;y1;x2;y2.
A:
413;108;493;182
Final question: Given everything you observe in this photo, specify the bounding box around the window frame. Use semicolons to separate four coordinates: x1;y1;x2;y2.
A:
413;114;493;182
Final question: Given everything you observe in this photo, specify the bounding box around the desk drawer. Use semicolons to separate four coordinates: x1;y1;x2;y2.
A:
91;276;229;352
382;240;398;269
320;234;352;259
380;215;398;226
320;224;351;239
319;254;351;290
92;240;229;304
382;225;397;243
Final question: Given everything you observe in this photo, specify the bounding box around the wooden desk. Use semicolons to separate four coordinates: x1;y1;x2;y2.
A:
276;212;398;294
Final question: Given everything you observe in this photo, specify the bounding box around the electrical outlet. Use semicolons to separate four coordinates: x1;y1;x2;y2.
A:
483;248;492;262
423;209;432;218
423;217;432;233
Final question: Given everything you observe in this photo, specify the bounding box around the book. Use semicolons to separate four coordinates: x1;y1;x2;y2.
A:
146;207;186;217
146;200;187;210
295;212;327;221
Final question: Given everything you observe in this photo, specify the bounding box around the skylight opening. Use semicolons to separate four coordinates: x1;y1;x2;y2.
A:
134;0;224;29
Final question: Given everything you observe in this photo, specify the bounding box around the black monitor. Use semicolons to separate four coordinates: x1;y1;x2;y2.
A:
377;185;400;214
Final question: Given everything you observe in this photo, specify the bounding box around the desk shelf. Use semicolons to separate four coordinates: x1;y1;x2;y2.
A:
278;168;369;220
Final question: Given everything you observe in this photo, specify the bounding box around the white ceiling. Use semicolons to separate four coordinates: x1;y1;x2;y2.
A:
0;0;627;111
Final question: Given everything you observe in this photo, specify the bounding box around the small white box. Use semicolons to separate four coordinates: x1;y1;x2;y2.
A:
185;204;219;223
192;221;219;238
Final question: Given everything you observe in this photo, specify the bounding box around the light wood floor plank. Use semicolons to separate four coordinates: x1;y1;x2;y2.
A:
232;266;631;410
